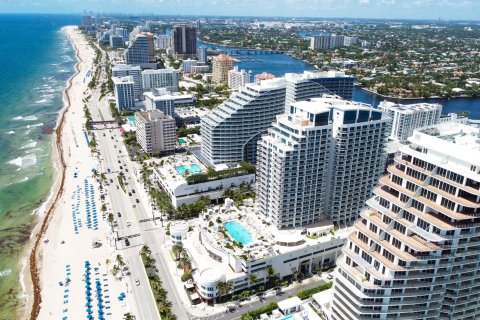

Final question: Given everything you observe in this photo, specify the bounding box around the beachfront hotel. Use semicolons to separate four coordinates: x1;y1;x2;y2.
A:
285;70;355;113
256;95;389;228
124;33;156;69
141;69;180;92
112;64;142;100
379;101;442;142
134;110;176;156
200;77;286;165
143;88;195;117
331;122;480;320
112;76;135;110
212;54;236;84
167;201;349;302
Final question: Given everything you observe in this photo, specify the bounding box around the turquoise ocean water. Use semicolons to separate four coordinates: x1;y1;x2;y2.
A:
0;14;79;317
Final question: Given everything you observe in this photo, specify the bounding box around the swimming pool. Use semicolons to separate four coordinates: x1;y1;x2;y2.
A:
177;138;186;144
175;163;202;174
127;116;135;122
224;220;252;245
280;316;294;320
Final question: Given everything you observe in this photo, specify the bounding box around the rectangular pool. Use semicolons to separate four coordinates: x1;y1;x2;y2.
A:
224;220;252;245
175;163;202;174
127;116;135;122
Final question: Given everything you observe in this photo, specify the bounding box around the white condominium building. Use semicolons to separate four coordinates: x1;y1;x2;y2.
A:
256;95;388;228
201;78;286;165
143;88;194;117
285;71;355;113
379;101;442;142
332;122;480;320
182;59;198;74
228;66;251;90
141;69;180;92
134;110;176;156
212;54;236;84
256;100;332;229
112;64;142;99
112;76;135;110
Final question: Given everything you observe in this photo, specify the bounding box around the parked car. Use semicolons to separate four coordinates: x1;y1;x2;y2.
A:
126;220;131;227
117;212;121;218
135;278;140;286
136;199;140;203
327;273;334;280
132;189;136;193
125;239;130;246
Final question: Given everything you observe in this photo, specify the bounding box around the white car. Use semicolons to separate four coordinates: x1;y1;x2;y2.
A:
126;220;131;227
135;278;140;286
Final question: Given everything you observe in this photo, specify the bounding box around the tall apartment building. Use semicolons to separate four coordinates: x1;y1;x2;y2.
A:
143;88;195;116
173;24;197;56
124;33;156;69
201;78;286;165
182;59;198;74
310;34;332;50
310;34;347;50
112;64;142;99
115;27;128;41
112;76;135;110
155;34;172;50
285;70;355;113
256;96;388;228
141;69;180;92
379;101;442;142
343;36;358;46
109;36;124;48
332;122;480;320
198;46;208;63
212;54;236;84
81;15;92;27
227;66;251;90
135;110;176;156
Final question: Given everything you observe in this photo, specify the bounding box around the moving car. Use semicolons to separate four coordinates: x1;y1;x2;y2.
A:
135;278;140;286
126;220;131;227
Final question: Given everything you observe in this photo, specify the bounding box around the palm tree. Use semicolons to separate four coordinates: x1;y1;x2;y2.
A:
123;312;136;320
172;244;183;261
107;212;114;231
105;258;111;273
225;280;233;298
248;274;257;287
216;281;227;301
159;300;173;315
266;266;276;287
116;254;125;268
101;203;107;212
179;256;192;272
140;245;152;259
110;264;120;277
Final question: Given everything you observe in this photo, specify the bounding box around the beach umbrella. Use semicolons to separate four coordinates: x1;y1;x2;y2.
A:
85;302;92;307
86;308;92;313
85;291;91;296
87;315;92;319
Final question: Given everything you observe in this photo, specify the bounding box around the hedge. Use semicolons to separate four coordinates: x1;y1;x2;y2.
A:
296;281;332;300
240;302;278;320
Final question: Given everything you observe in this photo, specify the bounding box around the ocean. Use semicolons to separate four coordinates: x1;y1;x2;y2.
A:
0;14;79;318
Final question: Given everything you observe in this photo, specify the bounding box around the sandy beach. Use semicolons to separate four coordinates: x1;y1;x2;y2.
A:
22;26;129;320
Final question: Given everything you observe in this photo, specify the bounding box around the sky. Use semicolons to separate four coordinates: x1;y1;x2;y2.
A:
0;0;479;20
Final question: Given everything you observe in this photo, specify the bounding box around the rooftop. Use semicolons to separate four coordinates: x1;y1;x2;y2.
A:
379;100;442;113
285;70;353;82
213;54;236;62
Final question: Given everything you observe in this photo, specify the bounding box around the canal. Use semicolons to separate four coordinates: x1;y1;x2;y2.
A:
197;40;480;119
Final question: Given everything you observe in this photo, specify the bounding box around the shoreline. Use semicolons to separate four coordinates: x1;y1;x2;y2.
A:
357;85;479;101
23;25;84;320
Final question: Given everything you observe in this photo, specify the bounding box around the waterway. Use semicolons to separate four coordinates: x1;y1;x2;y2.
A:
197;40;480;119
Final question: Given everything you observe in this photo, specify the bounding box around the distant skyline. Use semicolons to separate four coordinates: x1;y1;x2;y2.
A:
1;0;480;21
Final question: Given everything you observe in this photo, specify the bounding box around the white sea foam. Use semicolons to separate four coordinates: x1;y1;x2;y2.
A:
7;154;37;169
34;99;47;104
21;141;37;149
13;115;38;121
6;131;15;135
26;123;43;129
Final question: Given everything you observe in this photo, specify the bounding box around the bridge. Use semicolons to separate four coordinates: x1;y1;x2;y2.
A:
223;49;282;55
88;120;119;130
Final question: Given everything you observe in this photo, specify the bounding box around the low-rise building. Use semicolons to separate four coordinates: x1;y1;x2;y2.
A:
168;202;349;301
144;88;195;117
152;154;255;207
134;110;176;156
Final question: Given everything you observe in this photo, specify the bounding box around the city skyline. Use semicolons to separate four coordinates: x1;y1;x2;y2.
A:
1;0;480;21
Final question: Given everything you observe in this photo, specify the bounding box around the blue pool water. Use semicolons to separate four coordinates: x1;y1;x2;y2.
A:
224;220;252;245
127;116;135;122
175;164;202;174
281;316;294;320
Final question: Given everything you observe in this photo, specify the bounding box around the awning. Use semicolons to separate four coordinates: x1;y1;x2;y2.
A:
185;283;194;290
190;293;200;301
